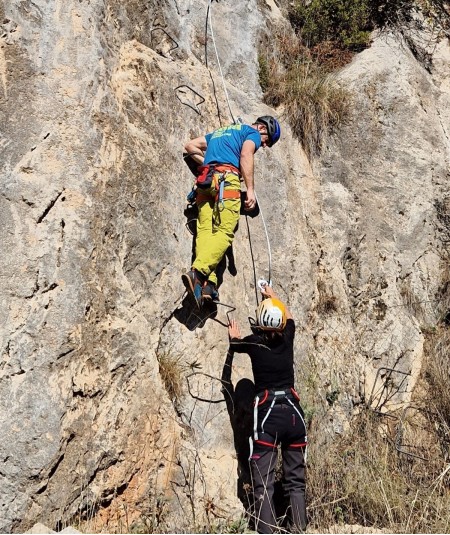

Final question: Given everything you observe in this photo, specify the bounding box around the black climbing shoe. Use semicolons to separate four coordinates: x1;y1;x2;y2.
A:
202;281;219;303
182;269;205;308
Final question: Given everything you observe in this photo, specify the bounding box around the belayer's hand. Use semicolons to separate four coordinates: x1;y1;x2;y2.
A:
244;189;256;211
228;318;241;339
261;285;276;299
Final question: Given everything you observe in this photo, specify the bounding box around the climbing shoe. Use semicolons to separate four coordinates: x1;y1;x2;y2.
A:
202;281;219;303
182;269;205;308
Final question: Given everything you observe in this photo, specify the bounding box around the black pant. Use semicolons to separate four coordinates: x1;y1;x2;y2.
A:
251;400;307;534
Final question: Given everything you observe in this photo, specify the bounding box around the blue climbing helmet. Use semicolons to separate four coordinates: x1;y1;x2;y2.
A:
256;115;281;147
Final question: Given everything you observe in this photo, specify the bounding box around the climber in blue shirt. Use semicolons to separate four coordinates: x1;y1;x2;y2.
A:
182;116;281;306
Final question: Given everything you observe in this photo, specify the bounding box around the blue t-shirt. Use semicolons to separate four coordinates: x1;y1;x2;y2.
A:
204;124;261;169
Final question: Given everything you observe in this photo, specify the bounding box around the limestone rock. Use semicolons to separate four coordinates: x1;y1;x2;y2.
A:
25;524;56;534
0;0;448;532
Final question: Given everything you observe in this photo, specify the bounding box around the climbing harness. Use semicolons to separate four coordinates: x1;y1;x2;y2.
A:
195;164;241;210
254;389;305;439
184;159;242;232
251;388;308;460
196;163;240;188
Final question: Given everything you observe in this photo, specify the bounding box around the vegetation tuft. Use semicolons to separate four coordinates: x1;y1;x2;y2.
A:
308;400;450;532
264;55;350;158
304;275;450;533
261;0;449;157
288;0;372;50
157;351;184;403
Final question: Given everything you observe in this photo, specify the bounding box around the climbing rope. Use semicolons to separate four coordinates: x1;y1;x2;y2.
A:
244;193;274;308
205;0;236;124
245;215;260;306
203;1;275;310
254;191;273;289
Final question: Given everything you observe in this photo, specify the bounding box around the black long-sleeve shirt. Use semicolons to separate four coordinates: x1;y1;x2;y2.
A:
230;319;296;392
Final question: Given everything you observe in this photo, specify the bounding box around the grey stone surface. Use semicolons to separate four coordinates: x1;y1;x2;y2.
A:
0;0;448;532
25;523;56;534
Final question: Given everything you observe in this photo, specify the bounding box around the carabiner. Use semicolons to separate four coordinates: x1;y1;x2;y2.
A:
218;178;225;211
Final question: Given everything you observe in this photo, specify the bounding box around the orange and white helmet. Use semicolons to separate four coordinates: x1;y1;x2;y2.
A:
256;298;287;331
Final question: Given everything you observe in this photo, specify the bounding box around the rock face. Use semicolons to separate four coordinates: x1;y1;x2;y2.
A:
0;0;448;532
308;31;450;434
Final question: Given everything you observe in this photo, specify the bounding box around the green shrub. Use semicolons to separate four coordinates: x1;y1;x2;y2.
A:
271;0;449;157
289;0;372;50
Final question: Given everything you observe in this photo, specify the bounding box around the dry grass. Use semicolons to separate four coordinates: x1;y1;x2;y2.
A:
316;280;339;315
306;288;450;533
258;28;351;158
303;220;450;533
264;56;350;158
157;351;184;403
423;324;450;458
307;405;450;533
259;26;352;158
398;280;427;321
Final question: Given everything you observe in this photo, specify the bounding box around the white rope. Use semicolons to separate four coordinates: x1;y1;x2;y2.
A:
207;0;236;123
254;191;272;287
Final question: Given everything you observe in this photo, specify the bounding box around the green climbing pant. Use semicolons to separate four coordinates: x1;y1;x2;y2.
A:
192;171;241;286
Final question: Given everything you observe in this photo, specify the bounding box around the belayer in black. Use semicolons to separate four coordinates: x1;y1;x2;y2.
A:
228;285;307;534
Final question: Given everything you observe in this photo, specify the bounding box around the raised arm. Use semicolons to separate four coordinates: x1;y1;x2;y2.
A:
261;285;293;320
228;318;242;340
184;136;207;165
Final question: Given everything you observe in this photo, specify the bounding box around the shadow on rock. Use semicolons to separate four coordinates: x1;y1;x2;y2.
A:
173;293;217;331
221;350;256;527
